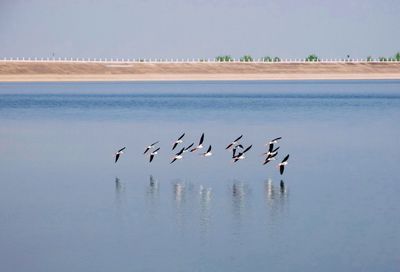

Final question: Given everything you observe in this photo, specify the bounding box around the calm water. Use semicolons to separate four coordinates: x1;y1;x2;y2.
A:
0;81;399;272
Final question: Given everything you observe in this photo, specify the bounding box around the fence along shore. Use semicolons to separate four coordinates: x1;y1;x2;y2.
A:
1;57;400;82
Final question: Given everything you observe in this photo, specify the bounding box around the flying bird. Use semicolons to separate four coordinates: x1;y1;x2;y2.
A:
232;144;244;158
115;147;126;163
263;152;278;165
143;141;159;154
263;146;280;157
226;135;243;149
170;147;185;164
277;154;290;175
172;133;185;150
233;145;252;162
191;133;205;152
149;147;160;163
201;145;212;157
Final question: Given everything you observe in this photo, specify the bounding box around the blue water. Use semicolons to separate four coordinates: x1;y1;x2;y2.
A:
0;81;399;271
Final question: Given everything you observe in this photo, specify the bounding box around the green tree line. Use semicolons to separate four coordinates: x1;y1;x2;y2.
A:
214;52;400;62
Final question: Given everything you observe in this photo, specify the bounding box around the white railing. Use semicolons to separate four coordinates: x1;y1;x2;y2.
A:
0;57;399;64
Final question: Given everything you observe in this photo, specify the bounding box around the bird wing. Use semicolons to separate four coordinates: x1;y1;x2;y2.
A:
234;135;243;142
151;141;159;146
206;145;211;153
190;147;198;152
272;146;280;153
280;164;285;175
118;147;126;152
268;143;274;152
199;133;204;145
149;154;154;162
232;148;237;158
115;153;120;163
172;142;178;150
143;147;150;154
178;133;185;140
226;143;233;150
237;144;243;149
184;143;194;151
272;137;282;142
282;154;290;163
176;147;185;156
170;158;177;164
243;145;252;153
153;147;160;153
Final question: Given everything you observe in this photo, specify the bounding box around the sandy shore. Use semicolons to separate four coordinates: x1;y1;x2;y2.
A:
1;61;400;82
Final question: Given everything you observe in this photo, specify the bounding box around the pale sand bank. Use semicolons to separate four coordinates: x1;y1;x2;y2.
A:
1;62;400;82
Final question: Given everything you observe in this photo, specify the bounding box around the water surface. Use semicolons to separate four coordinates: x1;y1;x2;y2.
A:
0;81;399;271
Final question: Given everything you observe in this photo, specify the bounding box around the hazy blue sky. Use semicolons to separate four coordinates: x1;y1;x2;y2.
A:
0;0;399;59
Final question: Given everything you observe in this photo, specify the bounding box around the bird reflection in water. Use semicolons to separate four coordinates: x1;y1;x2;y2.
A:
145;175;160;218
280;180;286;194
199;184;212;232
231;181;249;225
115;177;126;196
265;178;275;204
114;177;126;211
264;178;288;215
147;175;159;195
173;180;187;229
174;181;185;205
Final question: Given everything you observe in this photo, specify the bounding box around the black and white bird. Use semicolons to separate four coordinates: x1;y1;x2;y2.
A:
226;135;243;150
233;145;252;162
263;152;279;165
268;137;282;145
115;147;126;163
191;133;205;152
232;144;244;158
149;147;160;163
277;154;290;175
172;133;185;150
143;141;159;154
201;145;212;157
170;147;185;164
263;145;280;157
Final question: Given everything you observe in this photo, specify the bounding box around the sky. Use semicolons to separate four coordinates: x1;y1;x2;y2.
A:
0;0;399;59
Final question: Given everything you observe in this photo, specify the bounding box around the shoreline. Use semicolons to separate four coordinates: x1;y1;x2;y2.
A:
1;61;400;82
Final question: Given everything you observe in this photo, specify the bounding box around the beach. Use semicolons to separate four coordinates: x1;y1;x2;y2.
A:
1;61;400;82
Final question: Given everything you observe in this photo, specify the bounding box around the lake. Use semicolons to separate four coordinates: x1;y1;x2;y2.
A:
0;80;399;272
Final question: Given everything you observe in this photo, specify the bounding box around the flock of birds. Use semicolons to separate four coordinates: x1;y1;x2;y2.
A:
114;133;290;175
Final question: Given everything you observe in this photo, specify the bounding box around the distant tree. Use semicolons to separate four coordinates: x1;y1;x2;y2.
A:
262;56;273;62
395;52;400;61
305;54;320;62
273;56;281;62
240;55;253;62
366;56;373;62
378;57;388;62
215;55;233;62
